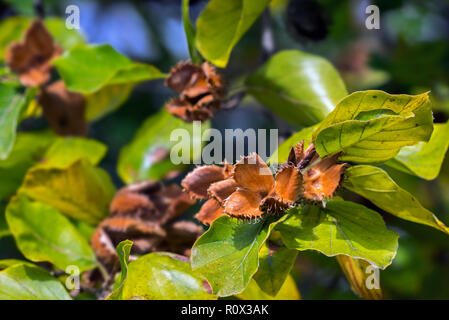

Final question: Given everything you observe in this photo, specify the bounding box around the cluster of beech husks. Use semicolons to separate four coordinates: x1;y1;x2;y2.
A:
182;142;346;225
91;180;202;272
164;61;225;122
5;19;87;136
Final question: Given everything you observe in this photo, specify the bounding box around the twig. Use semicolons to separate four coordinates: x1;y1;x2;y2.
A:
33;0;45;18
260;8;275;62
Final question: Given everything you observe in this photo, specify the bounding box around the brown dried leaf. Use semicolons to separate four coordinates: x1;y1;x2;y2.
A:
38;80;87;136
5;19;62;87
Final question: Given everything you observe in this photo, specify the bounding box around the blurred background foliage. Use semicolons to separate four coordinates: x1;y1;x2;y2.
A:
1;0;449;299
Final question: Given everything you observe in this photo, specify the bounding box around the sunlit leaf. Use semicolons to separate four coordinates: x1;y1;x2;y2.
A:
37;137;107;169
0;131;55;200
246;50;348;126
343;165;449;234
253;243;298;297
313;91;433;162
336;255;383;300
0;84;35;160
0;264;71;300
191;215;282;297
107;240;133;300
52;44;164;94
120;252;216;300
236;275;300;300
277;202;398;269
85;83;134;121
19;158;116;225
0;259;35;270
117;109;209;183
6;196;97;272
0;203;9;239
385;121;449;180
195;0;270;67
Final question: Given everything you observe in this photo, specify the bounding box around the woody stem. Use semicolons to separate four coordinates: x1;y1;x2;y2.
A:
33;0;45;18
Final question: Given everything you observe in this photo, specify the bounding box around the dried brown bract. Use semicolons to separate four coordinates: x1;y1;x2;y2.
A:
91;180;200;272
181;163;233;224
37;80;87;136
183;142;346;223
165;61;225;122
5;19;62;87
288;141;346;202
182;155;301;222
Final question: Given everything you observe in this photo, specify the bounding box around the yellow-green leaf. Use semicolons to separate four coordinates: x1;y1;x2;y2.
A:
246;50;348;126
118;109;209;183
195;0;270;67
236;275;300;300
314;91;433;163
386;121;449;180
6;196;97;272
336;255;383;300
343;165;449;234
37;137;107;169
253;244;298;297
277;202;398;269
120;252;216;300
191;215;282;297
268;124;317;165
0;264;71;300
0;85;35;160
19;158;115;225
52;44;164;94
107;240;133;300
0;131;55;200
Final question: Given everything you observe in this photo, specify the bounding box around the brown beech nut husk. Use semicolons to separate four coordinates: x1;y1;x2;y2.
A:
90;180;201;273
37;80;88;137
182;142;346;225
164;61;225;122
5;19;62;87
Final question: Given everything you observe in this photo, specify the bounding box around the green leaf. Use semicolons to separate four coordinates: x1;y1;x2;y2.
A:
0;259;35;270
343;165;449;234
195;0;270;67
0;264;71;300
267;124;317;165
52;44;164;94
236;275;300;300
108;240;133;300
0;84;35;160
84;83;134;121
385;121;449;180
83;63;164;121
6;196;97;272
0;17;84;61
120;252;216;300
182;0;202;64
191;215;282;297
277;202;399;269
313;91;433;162
0;131;55;200
19;158;116;225
336;255;383;300
246;50;348;126
42;17;85;51
0;203;10;238
253;244;298;297
37;137;107;169
117;109;209;183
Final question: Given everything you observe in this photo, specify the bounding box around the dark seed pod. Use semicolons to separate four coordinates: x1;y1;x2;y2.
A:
286;0;329;42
